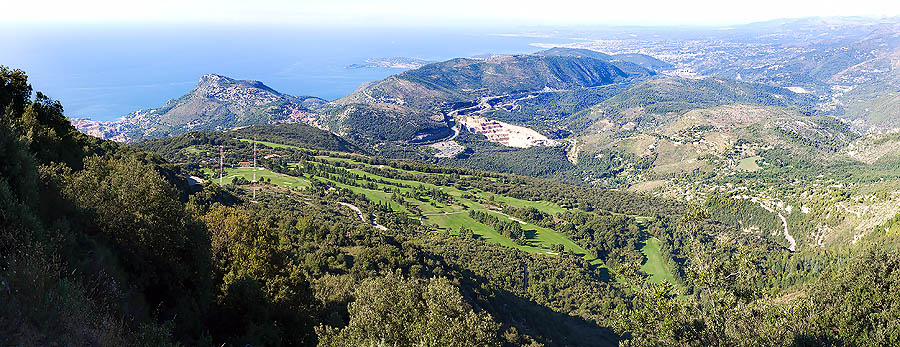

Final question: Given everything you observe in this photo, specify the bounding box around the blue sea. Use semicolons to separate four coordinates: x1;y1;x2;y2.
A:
0;24;577;121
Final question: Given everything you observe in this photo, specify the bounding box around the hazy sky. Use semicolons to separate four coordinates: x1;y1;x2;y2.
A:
5;0;900;27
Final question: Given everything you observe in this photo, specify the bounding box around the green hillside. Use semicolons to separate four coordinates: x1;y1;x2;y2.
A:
570;76;817;131
335;53;652;112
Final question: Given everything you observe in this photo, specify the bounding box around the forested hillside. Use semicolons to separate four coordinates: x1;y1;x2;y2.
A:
335;54;651;110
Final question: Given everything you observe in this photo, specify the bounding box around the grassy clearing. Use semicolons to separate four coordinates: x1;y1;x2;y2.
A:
317;176;406;212
314;155;361;164
640;237;679;286
184;145;205;154
488;210;602;264
343;166;431;190
426;213;533;249
423;209;601;265
737;156;762;172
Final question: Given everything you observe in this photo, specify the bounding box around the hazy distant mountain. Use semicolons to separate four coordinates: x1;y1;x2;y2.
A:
535;47;674;72
73;74;326;142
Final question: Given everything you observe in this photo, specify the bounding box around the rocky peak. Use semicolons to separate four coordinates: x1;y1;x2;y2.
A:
198;73;234;86
192;74;280;99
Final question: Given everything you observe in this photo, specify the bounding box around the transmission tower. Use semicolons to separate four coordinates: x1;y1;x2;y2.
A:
253;134;257;201
219;145;224;185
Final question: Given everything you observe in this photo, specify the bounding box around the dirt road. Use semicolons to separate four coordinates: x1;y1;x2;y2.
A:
338;202;388;231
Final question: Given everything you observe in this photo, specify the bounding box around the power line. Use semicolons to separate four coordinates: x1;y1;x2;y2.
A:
219;145;224;186
253;134;257;201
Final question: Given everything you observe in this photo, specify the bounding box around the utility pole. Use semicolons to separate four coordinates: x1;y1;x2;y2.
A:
219;145;224;185
253;134;257;201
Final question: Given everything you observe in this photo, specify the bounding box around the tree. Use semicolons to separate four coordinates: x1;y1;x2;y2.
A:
317;272;501;347
202;206;318;345
60;155;213;337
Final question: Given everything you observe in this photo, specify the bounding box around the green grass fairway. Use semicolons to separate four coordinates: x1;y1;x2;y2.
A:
314;155;359;164
737;156;762;172
184;145;205;154
204;167;310;188
424;209;602;265
476;191;568;215
426;212;533;249
324;179;406;212
640;237;679;286
424;212;566;255
239;138;301;149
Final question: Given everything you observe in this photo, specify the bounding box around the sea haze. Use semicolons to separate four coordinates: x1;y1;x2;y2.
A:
0;24;579;121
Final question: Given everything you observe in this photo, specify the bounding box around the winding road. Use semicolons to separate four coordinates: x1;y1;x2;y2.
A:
777;212;796;252
338;202;388;231
750;198;796;252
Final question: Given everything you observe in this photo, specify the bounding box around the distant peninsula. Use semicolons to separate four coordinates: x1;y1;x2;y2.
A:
346;57;434;69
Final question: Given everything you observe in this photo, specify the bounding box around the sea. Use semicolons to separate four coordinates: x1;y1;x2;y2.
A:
0;24;579;121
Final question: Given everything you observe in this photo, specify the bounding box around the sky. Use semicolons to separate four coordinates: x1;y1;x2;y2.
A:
4;0;900;27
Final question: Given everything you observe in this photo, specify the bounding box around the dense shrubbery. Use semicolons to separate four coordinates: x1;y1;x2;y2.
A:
317;273;501;346
616;232;900;346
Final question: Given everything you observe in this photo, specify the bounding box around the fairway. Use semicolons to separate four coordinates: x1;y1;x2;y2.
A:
323;177;406;211
239;138;301;149
204;167;311;188
183;145;204;154
423;209;604;266
475;191;568;215
640;237;679;286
